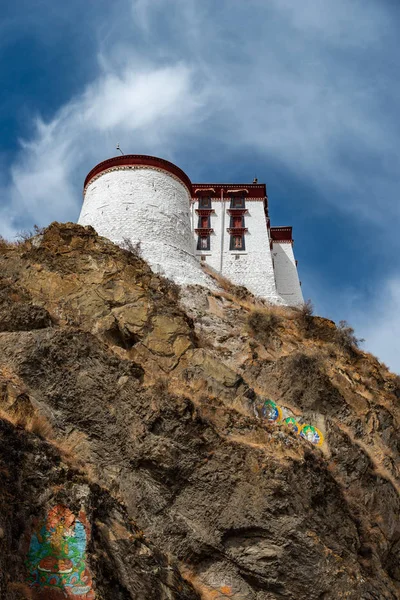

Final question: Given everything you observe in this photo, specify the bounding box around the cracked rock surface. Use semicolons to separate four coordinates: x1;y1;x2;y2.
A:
0;223;399;599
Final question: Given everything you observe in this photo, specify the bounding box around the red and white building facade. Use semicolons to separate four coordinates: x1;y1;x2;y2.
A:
78;155;303;306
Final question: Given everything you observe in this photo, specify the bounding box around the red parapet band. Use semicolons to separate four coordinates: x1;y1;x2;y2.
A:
84;154;193;193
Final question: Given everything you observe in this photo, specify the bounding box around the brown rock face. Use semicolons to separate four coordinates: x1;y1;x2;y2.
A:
0;223;399;599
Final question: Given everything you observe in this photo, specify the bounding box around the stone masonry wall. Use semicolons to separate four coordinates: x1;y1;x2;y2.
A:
79;167;212;288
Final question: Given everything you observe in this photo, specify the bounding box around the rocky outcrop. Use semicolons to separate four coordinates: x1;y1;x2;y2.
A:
0;223;399;599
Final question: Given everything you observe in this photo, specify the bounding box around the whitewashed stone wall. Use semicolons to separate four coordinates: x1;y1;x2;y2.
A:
193;199;282;303
272;242;304;305
78;168;212;287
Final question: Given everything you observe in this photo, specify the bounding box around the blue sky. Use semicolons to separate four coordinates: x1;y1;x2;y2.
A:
1;0;399;372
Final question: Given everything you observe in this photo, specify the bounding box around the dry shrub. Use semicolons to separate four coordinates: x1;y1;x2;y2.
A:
0;235;11;249
247;308;281;347
15;224;45;245
296;300;363;356
157;274;180;301
121;237;143;258
334;320;364;353
296;299;314;332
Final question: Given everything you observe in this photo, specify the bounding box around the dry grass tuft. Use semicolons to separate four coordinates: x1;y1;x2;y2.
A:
247;307;282;347
0;409;18;426
295;300;363;357
202;262;255;305
334;320;364;353
0;235;10;249
121;237;143;258
296;299;314;332
25;413;55;439
157;274;180;301
0;405;88;470
15;224;45;244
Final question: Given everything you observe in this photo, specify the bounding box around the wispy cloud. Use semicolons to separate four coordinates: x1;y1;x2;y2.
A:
3;0;399;229
1;62;203;233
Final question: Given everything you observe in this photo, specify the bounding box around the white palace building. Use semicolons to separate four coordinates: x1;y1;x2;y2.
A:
78;154;303;306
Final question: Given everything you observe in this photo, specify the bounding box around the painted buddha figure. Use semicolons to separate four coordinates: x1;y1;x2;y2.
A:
26;505;95;599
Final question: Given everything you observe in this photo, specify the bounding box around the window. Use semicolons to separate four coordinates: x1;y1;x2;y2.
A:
231;215;243;228
199;215;210;228
197;236;210;251
199;195;211;208
230;234;245;250
230;195;245;208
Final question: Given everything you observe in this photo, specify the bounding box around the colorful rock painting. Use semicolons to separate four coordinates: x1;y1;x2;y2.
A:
26;505;95;599
300;424;324;446
260;397;325;446
283;417;300;434
261;399;282;423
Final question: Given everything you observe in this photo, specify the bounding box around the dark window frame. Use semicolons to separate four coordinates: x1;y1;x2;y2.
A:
197;236;210;251
199;195;212;208
230;214;245;228
198;214;211;228
230;195;245;208
230;234;245;251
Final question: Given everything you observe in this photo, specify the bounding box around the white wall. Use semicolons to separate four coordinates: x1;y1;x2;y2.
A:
193;199;282;302
79;167;212;287
272;242;304;305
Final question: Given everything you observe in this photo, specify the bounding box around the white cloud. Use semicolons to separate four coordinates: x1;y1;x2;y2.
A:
353;278;400;374
1;62;203;236
3;0;399;233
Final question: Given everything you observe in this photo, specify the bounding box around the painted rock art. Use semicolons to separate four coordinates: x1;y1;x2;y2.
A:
26;505;95;599
300;424;324;446
261;399;282;422
283;417;300;434
260;398;325;446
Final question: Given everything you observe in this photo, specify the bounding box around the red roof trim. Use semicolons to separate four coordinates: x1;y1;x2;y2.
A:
226;188;249;195
84;155;192;193
192;183;266;199
194;187;216;195
270;226;293;242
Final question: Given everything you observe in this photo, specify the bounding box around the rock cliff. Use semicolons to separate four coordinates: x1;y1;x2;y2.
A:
0;223;399;599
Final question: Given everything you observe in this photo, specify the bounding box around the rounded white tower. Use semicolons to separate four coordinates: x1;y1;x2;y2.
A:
78;155;211;287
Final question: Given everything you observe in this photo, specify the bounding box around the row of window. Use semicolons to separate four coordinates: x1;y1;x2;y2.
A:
196;195;246;251
198;215;245;228
197;235;245;250
198;196;245;208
